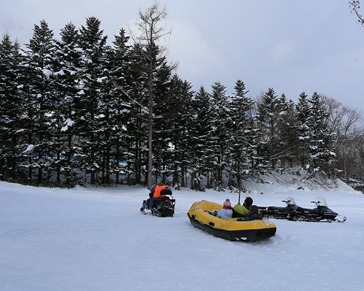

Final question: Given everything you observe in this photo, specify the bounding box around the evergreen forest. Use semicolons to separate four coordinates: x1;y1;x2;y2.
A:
1;8;363;190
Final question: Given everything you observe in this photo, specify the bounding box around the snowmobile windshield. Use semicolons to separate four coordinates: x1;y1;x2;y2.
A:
313;197;328;207
283;196;297;206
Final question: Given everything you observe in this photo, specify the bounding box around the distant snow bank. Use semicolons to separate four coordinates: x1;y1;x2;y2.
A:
239;171;358;195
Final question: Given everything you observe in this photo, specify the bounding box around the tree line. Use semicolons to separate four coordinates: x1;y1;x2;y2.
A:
1;7;363;189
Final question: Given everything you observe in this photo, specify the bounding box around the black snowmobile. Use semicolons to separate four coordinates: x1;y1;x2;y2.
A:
140;188;175;217
259;196;346;223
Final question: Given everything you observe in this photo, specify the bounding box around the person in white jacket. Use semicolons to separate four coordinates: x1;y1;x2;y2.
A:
217;199;233;219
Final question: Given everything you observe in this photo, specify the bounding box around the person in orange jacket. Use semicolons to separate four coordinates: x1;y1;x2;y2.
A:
149;182;167;209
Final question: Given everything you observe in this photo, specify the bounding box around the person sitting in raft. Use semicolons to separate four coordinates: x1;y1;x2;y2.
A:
233;196;253;218
211;199;233;219
149;182;167;209
237;205;263;221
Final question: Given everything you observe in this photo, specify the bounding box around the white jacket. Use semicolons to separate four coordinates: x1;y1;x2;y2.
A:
217;208;233;219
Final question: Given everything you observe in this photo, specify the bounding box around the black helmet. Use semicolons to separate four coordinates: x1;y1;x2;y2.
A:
244;197;253;208
249;205;259;215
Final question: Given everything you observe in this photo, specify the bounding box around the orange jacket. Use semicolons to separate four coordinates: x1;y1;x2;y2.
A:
153;185;167;198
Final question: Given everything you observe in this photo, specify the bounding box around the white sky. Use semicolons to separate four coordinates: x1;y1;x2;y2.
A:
1;0;364;114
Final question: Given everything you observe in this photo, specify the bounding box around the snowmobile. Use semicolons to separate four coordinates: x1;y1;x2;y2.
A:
259;196;346;223
140;188;175;217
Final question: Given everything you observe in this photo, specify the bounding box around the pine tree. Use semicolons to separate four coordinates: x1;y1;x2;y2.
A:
97;44;115;185
227;80;254;190
124;43;149;185
296;92;311;168
0;34;22;179
189;86;214;190
256;87;280;171
275;94;299;169
210;81;230;189
307;92;335;172
77;17;108;184
108;28;132;184
164;75;194;187
151;52;174;183
25;20;57;183
53;22;82;185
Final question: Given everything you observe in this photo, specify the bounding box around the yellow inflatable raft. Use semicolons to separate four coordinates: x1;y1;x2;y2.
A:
188;200;276;241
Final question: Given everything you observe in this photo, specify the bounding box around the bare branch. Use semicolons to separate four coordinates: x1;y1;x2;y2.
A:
136;2;171;46
350;0;364;25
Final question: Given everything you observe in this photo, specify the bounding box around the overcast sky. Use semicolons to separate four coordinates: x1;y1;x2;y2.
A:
1;0;364;113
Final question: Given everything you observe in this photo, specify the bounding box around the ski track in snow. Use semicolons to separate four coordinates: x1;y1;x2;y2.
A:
0;181;364;291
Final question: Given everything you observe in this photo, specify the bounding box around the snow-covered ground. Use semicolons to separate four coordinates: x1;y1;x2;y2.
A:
1;179;363;291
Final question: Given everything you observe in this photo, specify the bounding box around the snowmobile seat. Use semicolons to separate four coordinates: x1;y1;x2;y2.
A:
296;206;319;214
160;188;172;196
268;206;287;213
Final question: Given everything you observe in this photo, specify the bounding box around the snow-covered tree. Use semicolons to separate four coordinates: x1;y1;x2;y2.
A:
0;34;22;179
189;86;214;190
209;81;230;189
307;92;335;172
275;94;299;168
51;22;82;185
77;17;108;184
227;79;255;189
0;10;350;188
296;92;311;168
24;20;57;183
107;28;132;184
147;47;174;184
161;75;194;187
256;88;280;170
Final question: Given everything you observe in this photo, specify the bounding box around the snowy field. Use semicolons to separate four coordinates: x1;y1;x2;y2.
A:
1;180;364;291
